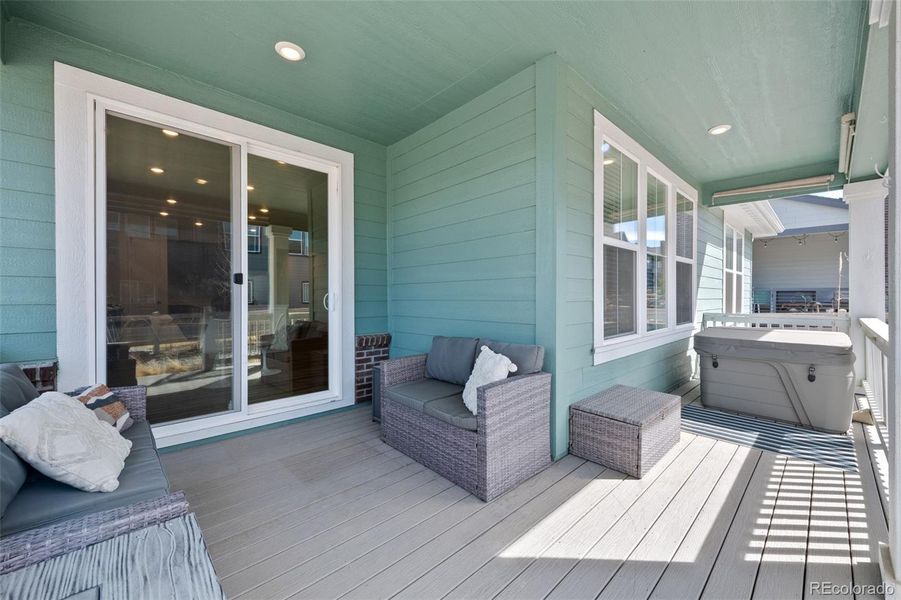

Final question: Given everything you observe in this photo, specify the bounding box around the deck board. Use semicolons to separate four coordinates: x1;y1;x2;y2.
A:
160;391;889;600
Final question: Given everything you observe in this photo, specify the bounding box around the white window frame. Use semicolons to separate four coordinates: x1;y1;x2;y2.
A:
54;63;356;447
248;225;262;253
593;110;698;365
723;221;745;314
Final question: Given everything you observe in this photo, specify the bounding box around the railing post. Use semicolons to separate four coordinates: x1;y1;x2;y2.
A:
880;0;900;593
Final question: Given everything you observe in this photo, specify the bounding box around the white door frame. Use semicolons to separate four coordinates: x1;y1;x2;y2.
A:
54;63;355;447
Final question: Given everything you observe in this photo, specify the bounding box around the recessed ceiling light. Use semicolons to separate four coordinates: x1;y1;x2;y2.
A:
276;160;286;165
194;221;203;227
603;158;616;166
246;185;255;191
195;178;208;185
159;211;169;216
161;129;179;137
150;167;165;174
275;41;305;62
166;198;177;205
259;208;269;213
248;215;257;220
707;124;732;136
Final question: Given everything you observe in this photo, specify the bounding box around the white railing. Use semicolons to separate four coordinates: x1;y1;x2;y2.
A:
701;312;852;333
860;317;890;425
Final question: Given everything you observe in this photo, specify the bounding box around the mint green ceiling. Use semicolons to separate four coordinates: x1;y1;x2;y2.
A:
6;0;869;186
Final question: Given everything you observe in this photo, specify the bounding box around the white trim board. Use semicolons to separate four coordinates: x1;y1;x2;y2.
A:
53;63;356;447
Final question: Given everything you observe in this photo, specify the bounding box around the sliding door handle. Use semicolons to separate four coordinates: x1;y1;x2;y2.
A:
322;292;330;311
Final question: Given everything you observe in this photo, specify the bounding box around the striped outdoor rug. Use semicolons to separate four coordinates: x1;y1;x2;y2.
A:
681;404;858;472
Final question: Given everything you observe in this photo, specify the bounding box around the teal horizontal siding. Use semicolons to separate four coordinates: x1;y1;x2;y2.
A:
548;64;704;457
387;65;537;356
0;18;392;362
696;207;725;319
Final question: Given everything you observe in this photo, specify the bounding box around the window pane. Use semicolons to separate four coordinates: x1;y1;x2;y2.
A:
725;274;735;313
647;255;666;331
104;113;235;424
735;236;744;273
602;144;639;244
604;245;636;338
645;173;667;332
646;174;667;257
676;193;693;259
247;154;330;405
736;274;744;312
677;262;693;325
725;227;735;270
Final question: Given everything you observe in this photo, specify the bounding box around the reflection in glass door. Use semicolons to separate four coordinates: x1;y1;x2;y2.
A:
104;113;236;423
246;154;330;404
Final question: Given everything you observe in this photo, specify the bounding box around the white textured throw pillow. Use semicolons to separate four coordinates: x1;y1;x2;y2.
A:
462;345;518;416
0;392;132;492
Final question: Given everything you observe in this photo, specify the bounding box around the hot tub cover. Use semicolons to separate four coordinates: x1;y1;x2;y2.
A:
694;327;853;366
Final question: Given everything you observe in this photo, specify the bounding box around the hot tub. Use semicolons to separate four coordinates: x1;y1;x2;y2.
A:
694;327;855;433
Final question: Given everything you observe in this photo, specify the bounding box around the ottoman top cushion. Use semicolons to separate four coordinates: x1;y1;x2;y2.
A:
572;385;680;426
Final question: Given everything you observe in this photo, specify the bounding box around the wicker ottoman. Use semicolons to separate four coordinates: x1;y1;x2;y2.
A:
569;384;680;478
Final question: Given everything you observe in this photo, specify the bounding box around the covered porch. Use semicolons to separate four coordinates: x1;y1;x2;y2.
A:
0;0;898;598
159;381;890;600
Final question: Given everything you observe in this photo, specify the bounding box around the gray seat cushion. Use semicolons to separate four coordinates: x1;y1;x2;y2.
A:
384;379;463;412
0;421;169;537
423;395;478;431
425;337;479;385
0;364;40;412
479;340;545;374
0;404;28;517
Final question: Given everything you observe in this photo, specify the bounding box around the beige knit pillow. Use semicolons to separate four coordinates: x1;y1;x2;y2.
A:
0;392;132;492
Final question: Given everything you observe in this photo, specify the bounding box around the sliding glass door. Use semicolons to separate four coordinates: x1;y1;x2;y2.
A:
104;113;238;423
246;154;330;404
100;110;338;426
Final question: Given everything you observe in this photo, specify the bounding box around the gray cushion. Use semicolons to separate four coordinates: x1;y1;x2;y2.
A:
425;337;479;385
0;404;28;518
0;421;169;537
0;364;40;412
479;340;545;374
384;379;463;412
423;395;478;431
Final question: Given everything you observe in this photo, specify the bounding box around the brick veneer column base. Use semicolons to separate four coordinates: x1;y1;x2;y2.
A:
355;334;391;404
14;361;58;392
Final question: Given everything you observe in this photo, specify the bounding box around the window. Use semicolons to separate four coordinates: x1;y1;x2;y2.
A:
594;110;697;364
675;193;694;325
289;230;310;256
248;225;262;253
301;281;311;304
724;223;744;313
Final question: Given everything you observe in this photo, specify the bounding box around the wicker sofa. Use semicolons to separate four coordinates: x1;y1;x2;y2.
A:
379;337;551;501
0;365;187;574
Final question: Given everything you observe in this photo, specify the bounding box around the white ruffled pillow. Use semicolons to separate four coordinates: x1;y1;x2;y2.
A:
0;392;132;492
462;345;518;416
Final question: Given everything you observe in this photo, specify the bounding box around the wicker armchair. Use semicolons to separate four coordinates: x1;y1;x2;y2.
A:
379;354;552;501
0;385;188;575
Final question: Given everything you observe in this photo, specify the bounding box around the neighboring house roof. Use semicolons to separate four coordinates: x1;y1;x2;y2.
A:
763;195;849;237
786;194;848;210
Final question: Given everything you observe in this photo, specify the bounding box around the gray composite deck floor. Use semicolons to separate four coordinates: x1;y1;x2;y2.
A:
161;381;889;600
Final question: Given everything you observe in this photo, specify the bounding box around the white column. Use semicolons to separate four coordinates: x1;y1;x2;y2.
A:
266;225;293;350
844;179;888;383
